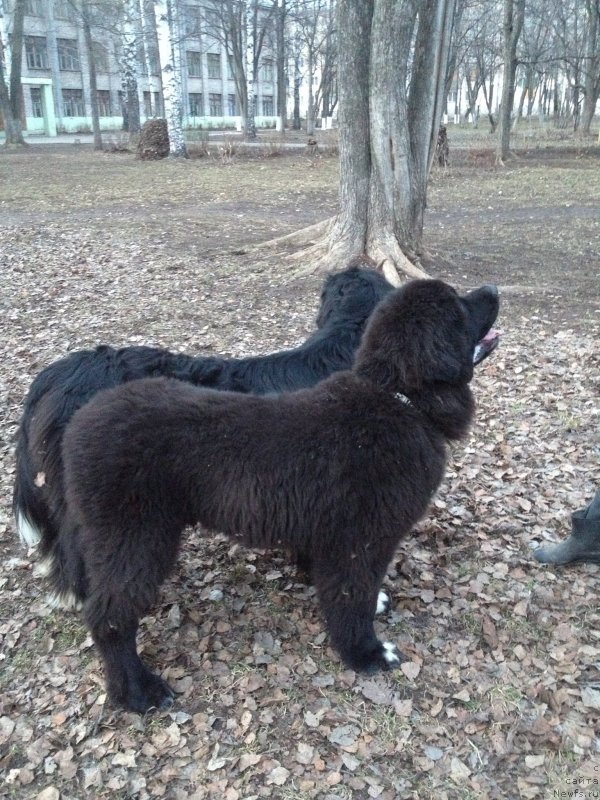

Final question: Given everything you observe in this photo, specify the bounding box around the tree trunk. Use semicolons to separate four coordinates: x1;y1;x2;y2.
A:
579;0;600;134
155;0;188;157
81;4;103;151
276;0;287;132
122;0;141;136
293;53;301;129
319;0;454;280
1;0;27;145
306;51;314;135
496;0;525;162
244;0;258;141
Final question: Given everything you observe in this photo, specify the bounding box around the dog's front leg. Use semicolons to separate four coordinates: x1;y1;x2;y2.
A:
86;613;175;713
312;552;404;673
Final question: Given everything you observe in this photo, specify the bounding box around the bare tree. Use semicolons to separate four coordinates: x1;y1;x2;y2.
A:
288;0;456;280
275;0;287;129
496;0;525;161
580;0;600;133
513;6;552;123
0;0;27;145
291;0;331;135
155;0;187;156
121;0;142;134
80;2;103;150
210;1;276;140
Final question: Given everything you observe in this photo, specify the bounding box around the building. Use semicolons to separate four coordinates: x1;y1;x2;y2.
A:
3;0;278;137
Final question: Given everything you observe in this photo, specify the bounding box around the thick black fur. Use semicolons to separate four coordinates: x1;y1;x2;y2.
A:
56;280;499;712
14;266;393;564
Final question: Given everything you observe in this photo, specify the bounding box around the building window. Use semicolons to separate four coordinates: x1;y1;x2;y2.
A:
208;92;222;116
25;0;44;16
91;42;109;73
143;91;152;117
262;95;273;116
97;90;111;116
207;53;221;80
62;88;85;116
57;39;81;71
204;8;220;37
187;51;202;77
261;59;274;82
148;48;161;76
184;5;202;36
54;0;76;21
189;93;203;116
227;56;235;80
30;87;43;117
25;36;49;69
227;93;237;116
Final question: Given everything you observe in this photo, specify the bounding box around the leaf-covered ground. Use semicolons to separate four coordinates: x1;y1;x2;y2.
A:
1;135;599;800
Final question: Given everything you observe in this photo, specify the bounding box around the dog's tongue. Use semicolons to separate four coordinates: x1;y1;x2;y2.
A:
482;328;502;344
473;328;503;365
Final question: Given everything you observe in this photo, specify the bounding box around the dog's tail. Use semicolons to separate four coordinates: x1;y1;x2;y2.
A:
12;352;96;558
13;412;58;553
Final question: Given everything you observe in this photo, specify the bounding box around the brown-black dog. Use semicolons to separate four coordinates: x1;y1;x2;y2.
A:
58;279;499;712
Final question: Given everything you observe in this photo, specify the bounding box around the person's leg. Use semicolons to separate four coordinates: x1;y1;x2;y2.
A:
534;491;600;565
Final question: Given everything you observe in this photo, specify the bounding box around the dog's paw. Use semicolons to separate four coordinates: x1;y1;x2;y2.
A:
381;641;402;667
376;590;391;616
115;671;176;714
345;639;405;674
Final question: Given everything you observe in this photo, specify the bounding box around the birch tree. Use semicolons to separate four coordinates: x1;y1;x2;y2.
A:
0;0;27;146
245;0;258;139
155;0;187;157
122;0;141;134
286;0;457;281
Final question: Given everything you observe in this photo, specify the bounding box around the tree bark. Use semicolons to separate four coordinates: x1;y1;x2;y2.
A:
122;0;141;136
579;0;600;134
155;0;188;157
1;0;27;145
316;0;454;280
244;0;258;141
276;0;287;132
81;3;103;151
496;0;525;162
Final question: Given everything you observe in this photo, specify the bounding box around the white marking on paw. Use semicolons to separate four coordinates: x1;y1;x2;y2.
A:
48;589;83;612
376;590;390;615
16;511;41;547
382;641;401;666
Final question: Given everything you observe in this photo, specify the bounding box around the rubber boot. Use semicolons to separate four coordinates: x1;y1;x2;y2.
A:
534;491;600;565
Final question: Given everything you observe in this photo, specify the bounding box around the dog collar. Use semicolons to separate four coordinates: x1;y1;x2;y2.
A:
393;392;413;408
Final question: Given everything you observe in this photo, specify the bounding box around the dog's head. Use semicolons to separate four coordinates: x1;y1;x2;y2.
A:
316;266;394;328
355;279;500;391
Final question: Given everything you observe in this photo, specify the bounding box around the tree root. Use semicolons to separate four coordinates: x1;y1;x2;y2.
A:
260;218;334;250
258;217;430;284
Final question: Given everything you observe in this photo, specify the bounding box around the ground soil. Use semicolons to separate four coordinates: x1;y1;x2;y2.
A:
0;131;599;800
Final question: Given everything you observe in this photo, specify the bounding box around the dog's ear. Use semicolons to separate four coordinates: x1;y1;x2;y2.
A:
399;322;473;387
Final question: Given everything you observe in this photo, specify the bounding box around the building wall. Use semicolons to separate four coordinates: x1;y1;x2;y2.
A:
16;0;278;135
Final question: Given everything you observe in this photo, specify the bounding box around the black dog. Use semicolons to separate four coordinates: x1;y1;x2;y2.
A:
14;266;393;567
56;280;500;712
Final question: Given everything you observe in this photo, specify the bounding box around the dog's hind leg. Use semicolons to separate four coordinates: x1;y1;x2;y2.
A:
313;548;404;674
90;616;175;713
81;524;182;712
